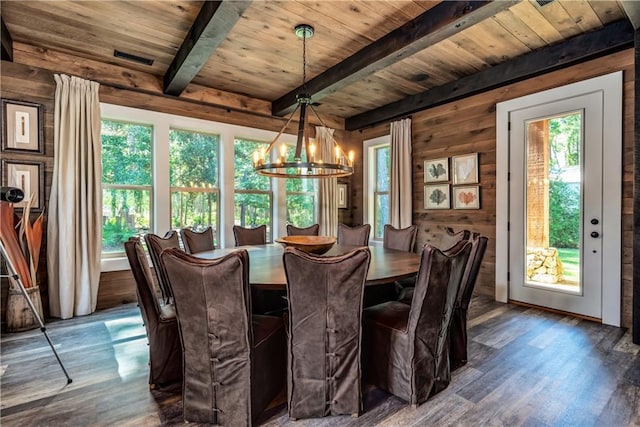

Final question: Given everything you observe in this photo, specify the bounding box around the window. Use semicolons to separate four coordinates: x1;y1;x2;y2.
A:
234;138;272;241
169;129;220;245
285;144;316;227
364;136;390;242
101;119;152;255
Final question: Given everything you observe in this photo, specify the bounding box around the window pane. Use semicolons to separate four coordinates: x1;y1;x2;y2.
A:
374;193;389;240
235;139;270;191
102;188;151;253
234;193;272;240
287;194;315;227
171;191;218;245
101;120;152;186
375;146;390;191
170;129;218;187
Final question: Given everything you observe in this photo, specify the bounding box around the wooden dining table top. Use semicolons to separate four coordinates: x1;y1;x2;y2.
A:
195;243;421;290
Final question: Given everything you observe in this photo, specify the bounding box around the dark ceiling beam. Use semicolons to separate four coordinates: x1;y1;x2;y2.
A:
1;17;13;62
163;1;251;96
621;1;640;30
346;19;635;131
272;0;517;116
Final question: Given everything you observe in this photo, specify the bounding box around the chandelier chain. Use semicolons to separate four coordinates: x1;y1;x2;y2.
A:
302;31;307;89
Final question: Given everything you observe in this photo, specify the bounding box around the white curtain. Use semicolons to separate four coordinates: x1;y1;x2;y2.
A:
390;118;413;228
316;126;338;236
47;74;102;319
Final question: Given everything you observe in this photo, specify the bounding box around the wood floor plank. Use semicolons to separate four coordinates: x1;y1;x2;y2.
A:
2;295;639;426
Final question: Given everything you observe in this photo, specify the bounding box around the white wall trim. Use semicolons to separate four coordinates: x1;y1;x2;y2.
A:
495;71;623;326
363;135;390;244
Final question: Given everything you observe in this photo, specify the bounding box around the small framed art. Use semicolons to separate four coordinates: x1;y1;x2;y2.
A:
453;185;480;209
424;157;449;182
424;184;450;210
1;99;44;154
337;183;348;209
452;153;478;185
1;160;44;210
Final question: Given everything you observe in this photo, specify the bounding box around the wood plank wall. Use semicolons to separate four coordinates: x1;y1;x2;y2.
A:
360;48;635;328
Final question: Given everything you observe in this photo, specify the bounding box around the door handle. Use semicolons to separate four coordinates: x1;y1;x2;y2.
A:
590;231;600;238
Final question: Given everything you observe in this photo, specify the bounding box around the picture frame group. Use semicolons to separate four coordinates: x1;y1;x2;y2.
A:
423;153;480;210
1;98;46;211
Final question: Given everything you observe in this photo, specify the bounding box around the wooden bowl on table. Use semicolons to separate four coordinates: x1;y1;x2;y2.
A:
275;235;336;255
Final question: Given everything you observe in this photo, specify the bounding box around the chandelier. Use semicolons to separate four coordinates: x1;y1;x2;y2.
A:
253;24;354;179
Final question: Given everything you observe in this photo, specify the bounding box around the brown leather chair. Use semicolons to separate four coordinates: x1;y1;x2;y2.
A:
397;227;469;304
362;241;471;406
160;248;286;426
180;226;214;254
449;232;488;370
282;246;371;419
286;223;320;236
124;237;182;388
383;224;417;252
337;223;371;246
233;224;267;246
144;231;181;302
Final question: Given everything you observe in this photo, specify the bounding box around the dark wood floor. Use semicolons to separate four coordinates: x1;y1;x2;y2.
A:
1;295;639;426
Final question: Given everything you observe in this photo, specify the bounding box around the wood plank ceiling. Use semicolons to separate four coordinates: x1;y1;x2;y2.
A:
0;1;632;129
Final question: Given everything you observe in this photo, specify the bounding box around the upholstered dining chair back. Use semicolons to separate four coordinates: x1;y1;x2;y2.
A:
124;237;182;388
282;246;371;419
160;248;286;425
337;223;371;246
144;230;181;302
447;232;488;370
383;224;418;252
363;242;471;406
233;224;267;246
286;223;320;236
180;227;215;254
397;227;470;304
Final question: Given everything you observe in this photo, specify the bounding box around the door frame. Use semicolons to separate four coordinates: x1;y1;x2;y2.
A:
495;71;622;326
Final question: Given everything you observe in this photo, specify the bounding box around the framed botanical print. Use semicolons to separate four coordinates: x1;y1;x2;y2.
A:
1;160;44;210
452;153;478;185
424;157;449;182
424;184;450;210
453;185;480;209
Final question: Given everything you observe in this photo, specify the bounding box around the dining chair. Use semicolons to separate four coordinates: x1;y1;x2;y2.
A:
160;248;286;426
448;232;488;370
144;230;181;302
286;223;320;236
337;223;371;246
397;227;470;304
233;224;267;246
124;237;182;388
282;246;371;420
180;226;214;254
362;241;471;406
383;224;418;252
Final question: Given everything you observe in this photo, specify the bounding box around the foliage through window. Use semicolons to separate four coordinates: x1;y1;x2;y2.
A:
170;129;219;245
234;138;272;241
101;119;152;254
373;145;390;240
285;144;316;227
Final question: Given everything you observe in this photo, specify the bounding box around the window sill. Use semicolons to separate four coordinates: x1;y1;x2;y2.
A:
101;256;131;272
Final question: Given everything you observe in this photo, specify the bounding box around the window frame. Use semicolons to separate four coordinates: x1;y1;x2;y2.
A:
100;103;300;272
363;135;391;245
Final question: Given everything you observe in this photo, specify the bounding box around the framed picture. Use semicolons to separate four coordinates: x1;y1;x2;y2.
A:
424;157;449;182
337;183;348;209
424;184;450;210
452;153;478;185
1;99;44;154
1;160;44;210
453;185;480;209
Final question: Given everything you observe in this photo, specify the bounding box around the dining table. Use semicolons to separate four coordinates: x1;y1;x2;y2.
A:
195;243;421;290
